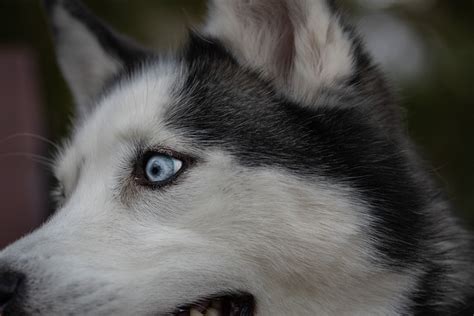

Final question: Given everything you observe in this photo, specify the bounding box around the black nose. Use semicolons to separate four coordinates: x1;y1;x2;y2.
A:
0;271;24;310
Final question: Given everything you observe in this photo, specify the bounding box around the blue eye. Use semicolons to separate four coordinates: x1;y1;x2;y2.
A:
144;154;183;184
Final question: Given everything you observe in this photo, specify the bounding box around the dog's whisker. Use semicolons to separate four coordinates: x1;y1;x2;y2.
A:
0;132;61;151
0;152;55;169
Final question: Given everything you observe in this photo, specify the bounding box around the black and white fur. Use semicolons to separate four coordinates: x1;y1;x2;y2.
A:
0;0;472;315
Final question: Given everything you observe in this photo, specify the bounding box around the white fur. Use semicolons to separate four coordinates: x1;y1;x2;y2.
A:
0;63;415;315
204;0;354;105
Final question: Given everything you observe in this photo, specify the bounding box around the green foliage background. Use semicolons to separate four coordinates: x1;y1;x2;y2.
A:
0;0;472;227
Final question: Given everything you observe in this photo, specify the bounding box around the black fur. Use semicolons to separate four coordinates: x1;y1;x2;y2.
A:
164;33;474;314
167;34;429;267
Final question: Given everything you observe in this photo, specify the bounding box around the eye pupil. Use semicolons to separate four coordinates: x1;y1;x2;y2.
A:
151;165;160;175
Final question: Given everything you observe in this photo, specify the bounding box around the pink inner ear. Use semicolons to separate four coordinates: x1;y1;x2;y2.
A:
273;3;296;81
238;0;301;81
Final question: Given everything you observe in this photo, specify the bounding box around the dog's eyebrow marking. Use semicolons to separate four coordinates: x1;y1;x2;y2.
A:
117;128;151;147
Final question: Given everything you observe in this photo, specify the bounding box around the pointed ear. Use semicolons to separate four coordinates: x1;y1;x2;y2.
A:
43;0;152;116
203;0;368;103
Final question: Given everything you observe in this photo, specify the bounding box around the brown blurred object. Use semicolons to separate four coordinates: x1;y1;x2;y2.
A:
0;48;48;248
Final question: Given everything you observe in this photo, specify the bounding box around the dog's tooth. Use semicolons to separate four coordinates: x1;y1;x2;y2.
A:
176;309;190;316
190;308;204;316
205;307;219;316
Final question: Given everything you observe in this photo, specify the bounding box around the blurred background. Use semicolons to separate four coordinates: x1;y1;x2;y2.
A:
0;0;473;247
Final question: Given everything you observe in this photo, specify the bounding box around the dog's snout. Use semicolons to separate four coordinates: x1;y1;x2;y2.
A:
0;270;24;311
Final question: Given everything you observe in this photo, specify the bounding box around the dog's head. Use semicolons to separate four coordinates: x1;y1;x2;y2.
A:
0;0;428;315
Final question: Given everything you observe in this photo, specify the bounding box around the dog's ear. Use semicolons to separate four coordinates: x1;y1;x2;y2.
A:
43;0;151;116
204;0;371;104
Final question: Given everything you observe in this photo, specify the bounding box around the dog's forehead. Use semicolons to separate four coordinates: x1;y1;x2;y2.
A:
73;64;181;155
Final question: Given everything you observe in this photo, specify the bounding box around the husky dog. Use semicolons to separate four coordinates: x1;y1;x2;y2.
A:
0;0;473;315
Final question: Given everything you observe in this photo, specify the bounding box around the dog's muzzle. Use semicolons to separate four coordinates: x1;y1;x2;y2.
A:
0;267;256;316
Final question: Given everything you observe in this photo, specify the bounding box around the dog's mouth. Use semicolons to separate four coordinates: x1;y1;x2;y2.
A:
0;293;255;316
172;293;255;316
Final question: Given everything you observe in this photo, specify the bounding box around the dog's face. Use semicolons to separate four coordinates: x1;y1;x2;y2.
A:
0;0;427;315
